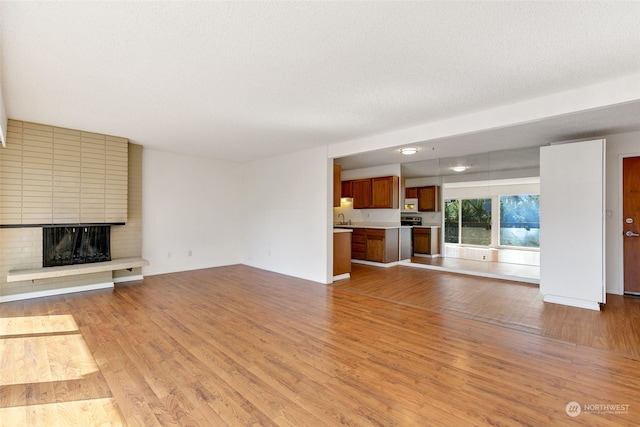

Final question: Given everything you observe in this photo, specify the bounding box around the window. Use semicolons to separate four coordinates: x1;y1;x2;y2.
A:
445;194;539;249
444;198;492;246
444;199;459;243
461;199;492;246
499;195;540;248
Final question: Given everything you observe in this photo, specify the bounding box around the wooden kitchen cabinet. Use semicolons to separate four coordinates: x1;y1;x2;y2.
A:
351;176;399;209
371;176;399;209
413;227;440;255
405;187;418;199
351;228;366;260
341;180;353;198
333;164;341;207
350;228;399;263
365;229;386;262
333;231;352;276
352;179;372;209
417;185;439;212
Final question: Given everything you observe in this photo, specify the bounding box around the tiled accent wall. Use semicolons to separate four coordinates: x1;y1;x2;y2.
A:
0;227;42;296
0;120;128;225
0;120;143;298
112;143;143;280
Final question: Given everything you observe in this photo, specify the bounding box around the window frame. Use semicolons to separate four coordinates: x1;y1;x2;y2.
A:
444;193;540;250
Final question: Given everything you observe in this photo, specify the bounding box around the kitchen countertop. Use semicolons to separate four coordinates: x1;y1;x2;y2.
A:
333;228;353;233
334;223;412;229
412;225;441;228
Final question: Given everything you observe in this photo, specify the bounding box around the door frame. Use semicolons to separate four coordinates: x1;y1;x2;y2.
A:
618;152;640;295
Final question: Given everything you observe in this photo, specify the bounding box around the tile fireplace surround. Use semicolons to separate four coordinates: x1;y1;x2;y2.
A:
0;120;145;302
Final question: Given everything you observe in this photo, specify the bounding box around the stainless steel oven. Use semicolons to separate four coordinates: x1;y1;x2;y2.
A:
400;216;422;259
400;216;422;226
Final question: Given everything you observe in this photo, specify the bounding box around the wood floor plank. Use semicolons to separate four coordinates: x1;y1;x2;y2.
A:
2;264;640;425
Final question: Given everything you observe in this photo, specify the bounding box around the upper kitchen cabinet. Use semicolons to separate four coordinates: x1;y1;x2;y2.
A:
352;176;399;209
341;180;353;198
352;178;372;209
371;176;399;208
417;185;439;212
405;187;418;198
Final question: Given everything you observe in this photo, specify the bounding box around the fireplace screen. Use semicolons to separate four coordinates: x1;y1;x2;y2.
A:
43;226;111;267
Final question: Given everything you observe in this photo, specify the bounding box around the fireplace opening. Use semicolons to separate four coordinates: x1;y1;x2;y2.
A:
43;225;111;267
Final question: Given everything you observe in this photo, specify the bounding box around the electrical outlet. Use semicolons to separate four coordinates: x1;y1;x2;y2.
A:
168;252;172;258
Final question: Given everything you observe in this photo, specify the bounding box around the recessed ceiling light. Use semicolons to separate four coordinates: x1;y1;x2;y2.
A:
451;166;467;172
400;147;418;155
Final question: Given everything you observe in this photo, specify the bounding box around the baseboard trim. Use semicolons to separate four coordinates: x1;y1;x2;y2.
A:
113;274;144;284
332;273;350;281
0;282;114;303
543;294;601;311
351;260;399;268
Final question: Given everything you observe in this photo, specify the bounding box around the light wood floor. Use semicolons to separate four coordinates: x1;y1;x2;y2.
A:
408;256;540;282
1;264;640;426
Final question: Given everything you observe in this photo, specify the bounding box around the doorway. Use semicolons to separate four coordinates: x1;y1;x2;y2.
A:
623;156;640;294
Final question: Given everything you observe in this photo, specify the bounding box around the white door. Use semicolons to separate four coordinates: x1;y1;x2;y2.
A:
540;139;605;310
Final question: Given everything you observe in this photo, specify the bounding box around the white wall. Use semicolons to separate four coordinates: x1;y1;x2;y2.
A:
0;74;7;147
137;128;638;294
242;145;331;284
142;148;244;275
605;130;640;294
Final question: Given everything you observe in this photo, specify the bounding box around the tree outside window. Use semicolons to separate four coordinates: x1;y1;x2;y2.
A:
499;195;539;248
461;199;492;246
445;198;492;246
444;199;459;243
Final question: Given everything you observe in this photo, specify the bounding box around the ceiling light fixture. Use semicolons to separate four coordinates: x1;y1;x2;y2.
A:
451;166;467;172
400;147;418;155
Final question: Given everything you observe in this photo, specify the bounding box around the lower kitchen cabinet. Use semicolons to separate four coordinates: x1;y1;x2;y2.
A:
413;227;440;255
351;228;399;263
333;230;352;277
365;229;386;262
351;229;366;260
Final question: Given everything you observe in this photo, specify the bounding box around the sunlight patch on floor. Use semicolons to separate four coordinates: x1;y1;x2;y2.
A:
1;315;124;426
1;334;98;386
0;314;79;336
0;397;125;427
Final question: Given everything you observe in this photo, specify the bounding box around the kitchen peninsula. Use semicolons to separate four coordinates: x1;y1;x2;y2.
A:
334;223;412;266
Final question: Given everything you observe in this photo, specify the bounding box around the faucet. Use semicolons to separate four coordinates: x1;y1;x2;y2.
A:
338;213;345;225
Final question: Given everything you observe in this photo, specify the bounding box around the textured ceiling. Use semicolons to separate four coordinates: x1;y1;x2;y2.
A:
338;100;640;175
1;1;639;163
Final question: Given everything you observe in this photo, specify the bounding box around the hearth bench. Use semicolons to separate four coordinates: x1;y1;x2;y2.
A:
6;257;149;282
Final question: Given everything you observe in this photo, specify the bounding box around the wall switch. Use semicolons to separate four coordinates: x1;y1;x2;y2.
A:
188;250;192;256
168;252;171;258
